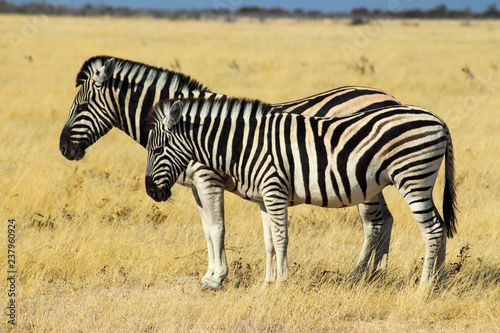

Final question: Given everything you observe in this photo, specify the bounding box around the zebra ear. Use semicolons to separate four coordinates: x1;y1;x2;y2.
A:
167;100;183;128
92;58;115;86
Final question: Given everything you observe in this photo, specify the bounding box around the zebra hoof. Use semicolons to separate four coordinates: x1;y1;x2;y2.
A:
199;277;223;290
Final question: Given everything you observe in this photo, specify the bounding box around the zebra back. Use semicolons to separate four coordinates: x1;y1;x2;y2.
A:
271;86;400;117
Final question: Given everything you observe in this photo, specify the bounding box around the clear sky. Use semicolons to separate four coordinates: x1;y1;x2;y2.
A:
7;0;497;12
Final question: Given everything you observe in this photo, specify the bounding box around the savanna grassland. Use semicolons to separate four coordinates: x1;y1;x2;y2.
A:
1;14;499;332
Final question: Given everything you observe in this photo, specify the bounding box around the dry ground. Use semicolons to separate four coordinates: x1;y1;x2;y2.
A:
0;15;499;332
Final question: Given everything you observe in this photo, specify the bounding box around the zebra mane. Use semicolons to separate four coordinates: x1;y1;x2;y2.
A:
146;96;273;132
75;55;210;92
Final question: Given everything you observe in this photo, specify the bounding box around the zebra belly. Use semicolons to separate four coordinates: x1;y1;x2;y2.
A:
289;168;391;208
223;175;265;203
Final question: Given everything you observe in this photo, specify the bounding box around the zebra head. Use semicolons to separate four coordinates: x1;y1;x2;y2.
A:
145;100;192;202
59;57;117;160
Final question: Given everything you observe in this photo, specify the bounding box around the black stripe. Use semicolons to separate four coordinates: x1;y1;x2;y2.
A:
296;117;311;204
283;115;295;200
215;99;237;170
355;100;401;113
117;77;130;134
398;171;438;189
408;198;430;205
412;207;435;215
139;75;158;147
158;73;171;101
403;186;433;198
241;112;260;188
310;119;329;207
230;101;250;178
240;110;257;188
247;104;268;185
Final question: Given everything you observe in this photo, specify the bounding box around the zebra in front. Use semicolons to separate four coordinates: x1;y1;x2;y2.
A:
145;96;457;288
59;56;401;288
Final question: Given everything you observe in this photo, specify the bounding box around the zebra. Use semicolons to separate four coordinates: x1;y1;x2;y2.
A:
145;96;457;288
59;56;401;288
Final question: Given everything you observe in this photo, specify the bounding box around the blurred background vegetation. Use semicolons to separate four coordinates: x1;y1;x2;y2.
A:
1;0;499;20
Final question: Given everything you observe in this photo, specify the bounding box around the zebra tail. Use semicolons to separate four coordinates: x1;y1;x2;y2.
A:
443;131;458;238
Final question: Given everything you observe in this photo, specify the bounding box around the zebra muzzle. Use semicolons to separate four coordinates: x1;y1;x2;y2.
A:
145;175;171;202
59;127;87;161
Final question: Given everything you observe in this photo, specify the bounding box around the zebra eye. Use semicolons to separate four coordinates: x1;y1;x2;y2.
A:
153;147;163;156
76;103;88;111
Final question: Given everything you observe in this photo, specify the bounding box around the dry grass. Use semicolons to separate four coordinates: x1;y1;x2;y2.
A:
1;15;499;332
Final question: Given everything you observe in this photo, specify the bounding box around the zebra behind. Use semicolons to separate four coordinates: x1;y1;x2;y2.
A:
59;56;400;288
145;97;457;287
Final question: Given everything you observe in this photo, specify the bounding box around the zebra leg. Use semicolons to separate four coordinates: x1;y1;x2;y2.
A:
262;192;289;283
372;193;393;272
191;188;215;285
191;185;228;289
404;193;447;289
436;234;447;287
259;203;277;283
352;193;386;281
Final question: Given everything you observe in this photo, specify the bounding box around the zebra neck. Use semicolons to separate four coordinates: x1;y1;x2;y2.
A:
111;85;215;148
179;98;277;177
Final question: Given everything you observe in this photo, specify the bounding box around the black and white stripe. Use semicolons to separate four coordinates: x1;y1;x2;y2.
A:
146;97;457;287
60;56;401;288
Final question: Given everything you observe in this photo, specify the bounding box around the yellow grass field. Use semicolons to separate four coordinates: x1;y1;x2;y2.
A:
1;14;499;332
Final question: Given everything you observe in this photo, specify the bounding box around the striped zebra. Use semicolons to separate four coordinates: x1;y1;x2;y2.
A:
59;56;401;288
145;97;457;287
